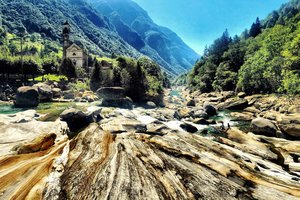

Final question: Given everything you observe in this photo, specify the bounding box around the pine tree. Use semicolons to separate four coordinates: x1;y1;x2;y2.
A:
60;58;77;81
90;59;101;91
249;17;262;37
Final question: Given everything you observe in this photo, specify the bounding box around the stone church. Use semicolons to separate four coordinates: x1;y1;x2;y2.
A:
62;21;88;68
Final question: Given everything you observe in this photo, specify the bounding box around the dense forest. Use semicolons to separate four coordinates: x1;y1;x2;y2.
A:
188;0;300;95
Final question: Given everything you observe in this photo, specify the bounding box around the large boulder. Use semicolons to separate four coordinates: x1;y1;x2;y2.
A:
33;83;53;102
219;98;249;110
52;88;62;98
97;87;133;109
63;91;75;100
15;86;39;108
204;103;217;116
250;117;278;137
193;109;209;119
278;115;300;138
187;99;196;107
96;87;126;100
60;108;97;133
280;124;300;138
102;97;133;109
180;123;198;133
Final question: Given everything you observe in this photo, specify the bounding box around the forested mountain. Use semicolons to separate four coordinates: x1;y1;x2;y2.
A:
188;0;300;95
0;0;199;75
87;0;199;75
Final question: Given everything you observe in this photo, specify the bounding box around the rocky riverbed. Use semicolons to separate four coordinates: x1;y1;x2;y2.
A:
0;88;300;200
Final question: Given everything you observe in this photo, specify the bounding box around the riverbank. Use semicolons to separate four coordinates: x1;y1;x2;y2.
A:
0;88;299;199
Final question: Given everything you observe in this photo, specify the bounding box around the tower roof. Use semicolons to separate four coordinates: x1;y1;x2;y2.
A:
63;21;69;26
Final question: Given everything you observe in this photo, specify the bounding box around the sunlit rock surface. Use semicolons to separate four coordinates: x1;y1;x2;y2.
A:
0;92;300;200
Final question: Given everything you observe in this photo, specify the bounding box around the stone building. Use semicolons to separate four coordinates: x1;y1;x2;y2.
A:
62;21;88;68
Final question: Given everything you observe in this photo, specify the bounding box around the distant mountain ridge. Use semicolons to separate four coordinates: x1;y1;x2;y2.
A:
0;0;199;75
87;0;199;75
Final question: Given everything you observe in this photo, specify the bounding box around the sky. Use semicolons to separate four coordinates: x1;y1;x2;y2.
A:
132;0;289;54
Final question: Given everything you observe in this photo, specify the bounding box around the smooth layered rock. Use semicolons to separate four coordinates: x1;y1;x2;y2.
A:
15;86;39;108
250;117;278;137
219;98;249;110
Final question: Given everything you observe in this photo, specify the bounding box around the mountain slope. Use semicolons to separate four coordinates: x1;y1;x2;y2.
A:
188;0;300;95
0;0;141;59
0;0;199;75
86;0;200;75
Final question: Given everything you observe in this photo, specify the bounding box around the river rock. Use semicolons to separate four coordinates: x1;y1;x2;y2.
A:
204;103;217;116
193;109;209;119
180;122;198;133
238;92;247;98
96;87;126;100
102;97;133;109
15;86;39;108
146;101;157;109
60;108;95;133
230;112;254;121
219;98;249;110
52;88;62;98
33;83;53;102
280;124;300;138
193;118;209;125
187;99;196;107
250;117;278;137
64;91;75;100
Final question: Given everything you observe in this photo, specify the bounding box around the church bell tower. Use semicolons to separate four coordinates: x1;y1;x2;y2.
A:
62;21;71;59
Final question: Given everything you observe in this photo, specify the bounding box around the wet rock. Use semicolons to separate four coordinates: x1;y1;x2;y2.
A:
33;83;53;102
204;103;217;116
180;122;198;133
250;118;278;137
15;86;39;108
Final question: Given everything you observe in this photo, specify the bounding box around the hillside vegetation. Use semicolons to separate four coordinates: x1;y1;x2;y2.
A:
0;0;199;75
188;0;300;95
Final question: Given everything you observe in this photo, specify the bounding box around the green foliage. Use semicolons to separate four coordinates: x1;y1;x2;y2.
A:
60;58;77;80
89;56;164;103
31;74;67;82
69;80;90;92
90;59;101;92
188;1;300;95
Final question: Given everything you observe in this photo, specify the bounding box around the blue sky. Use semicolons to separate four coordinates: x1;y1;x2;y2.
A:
132;0;289;54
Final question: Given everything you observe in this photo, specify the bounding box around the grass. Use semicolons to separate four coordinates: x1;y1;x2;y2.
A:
30;74;67;82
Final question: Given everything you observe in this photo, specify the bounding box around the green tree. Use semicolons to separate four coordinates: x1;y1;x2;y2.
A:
90;59;101;92
60;58;77;80
249;17;262;38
